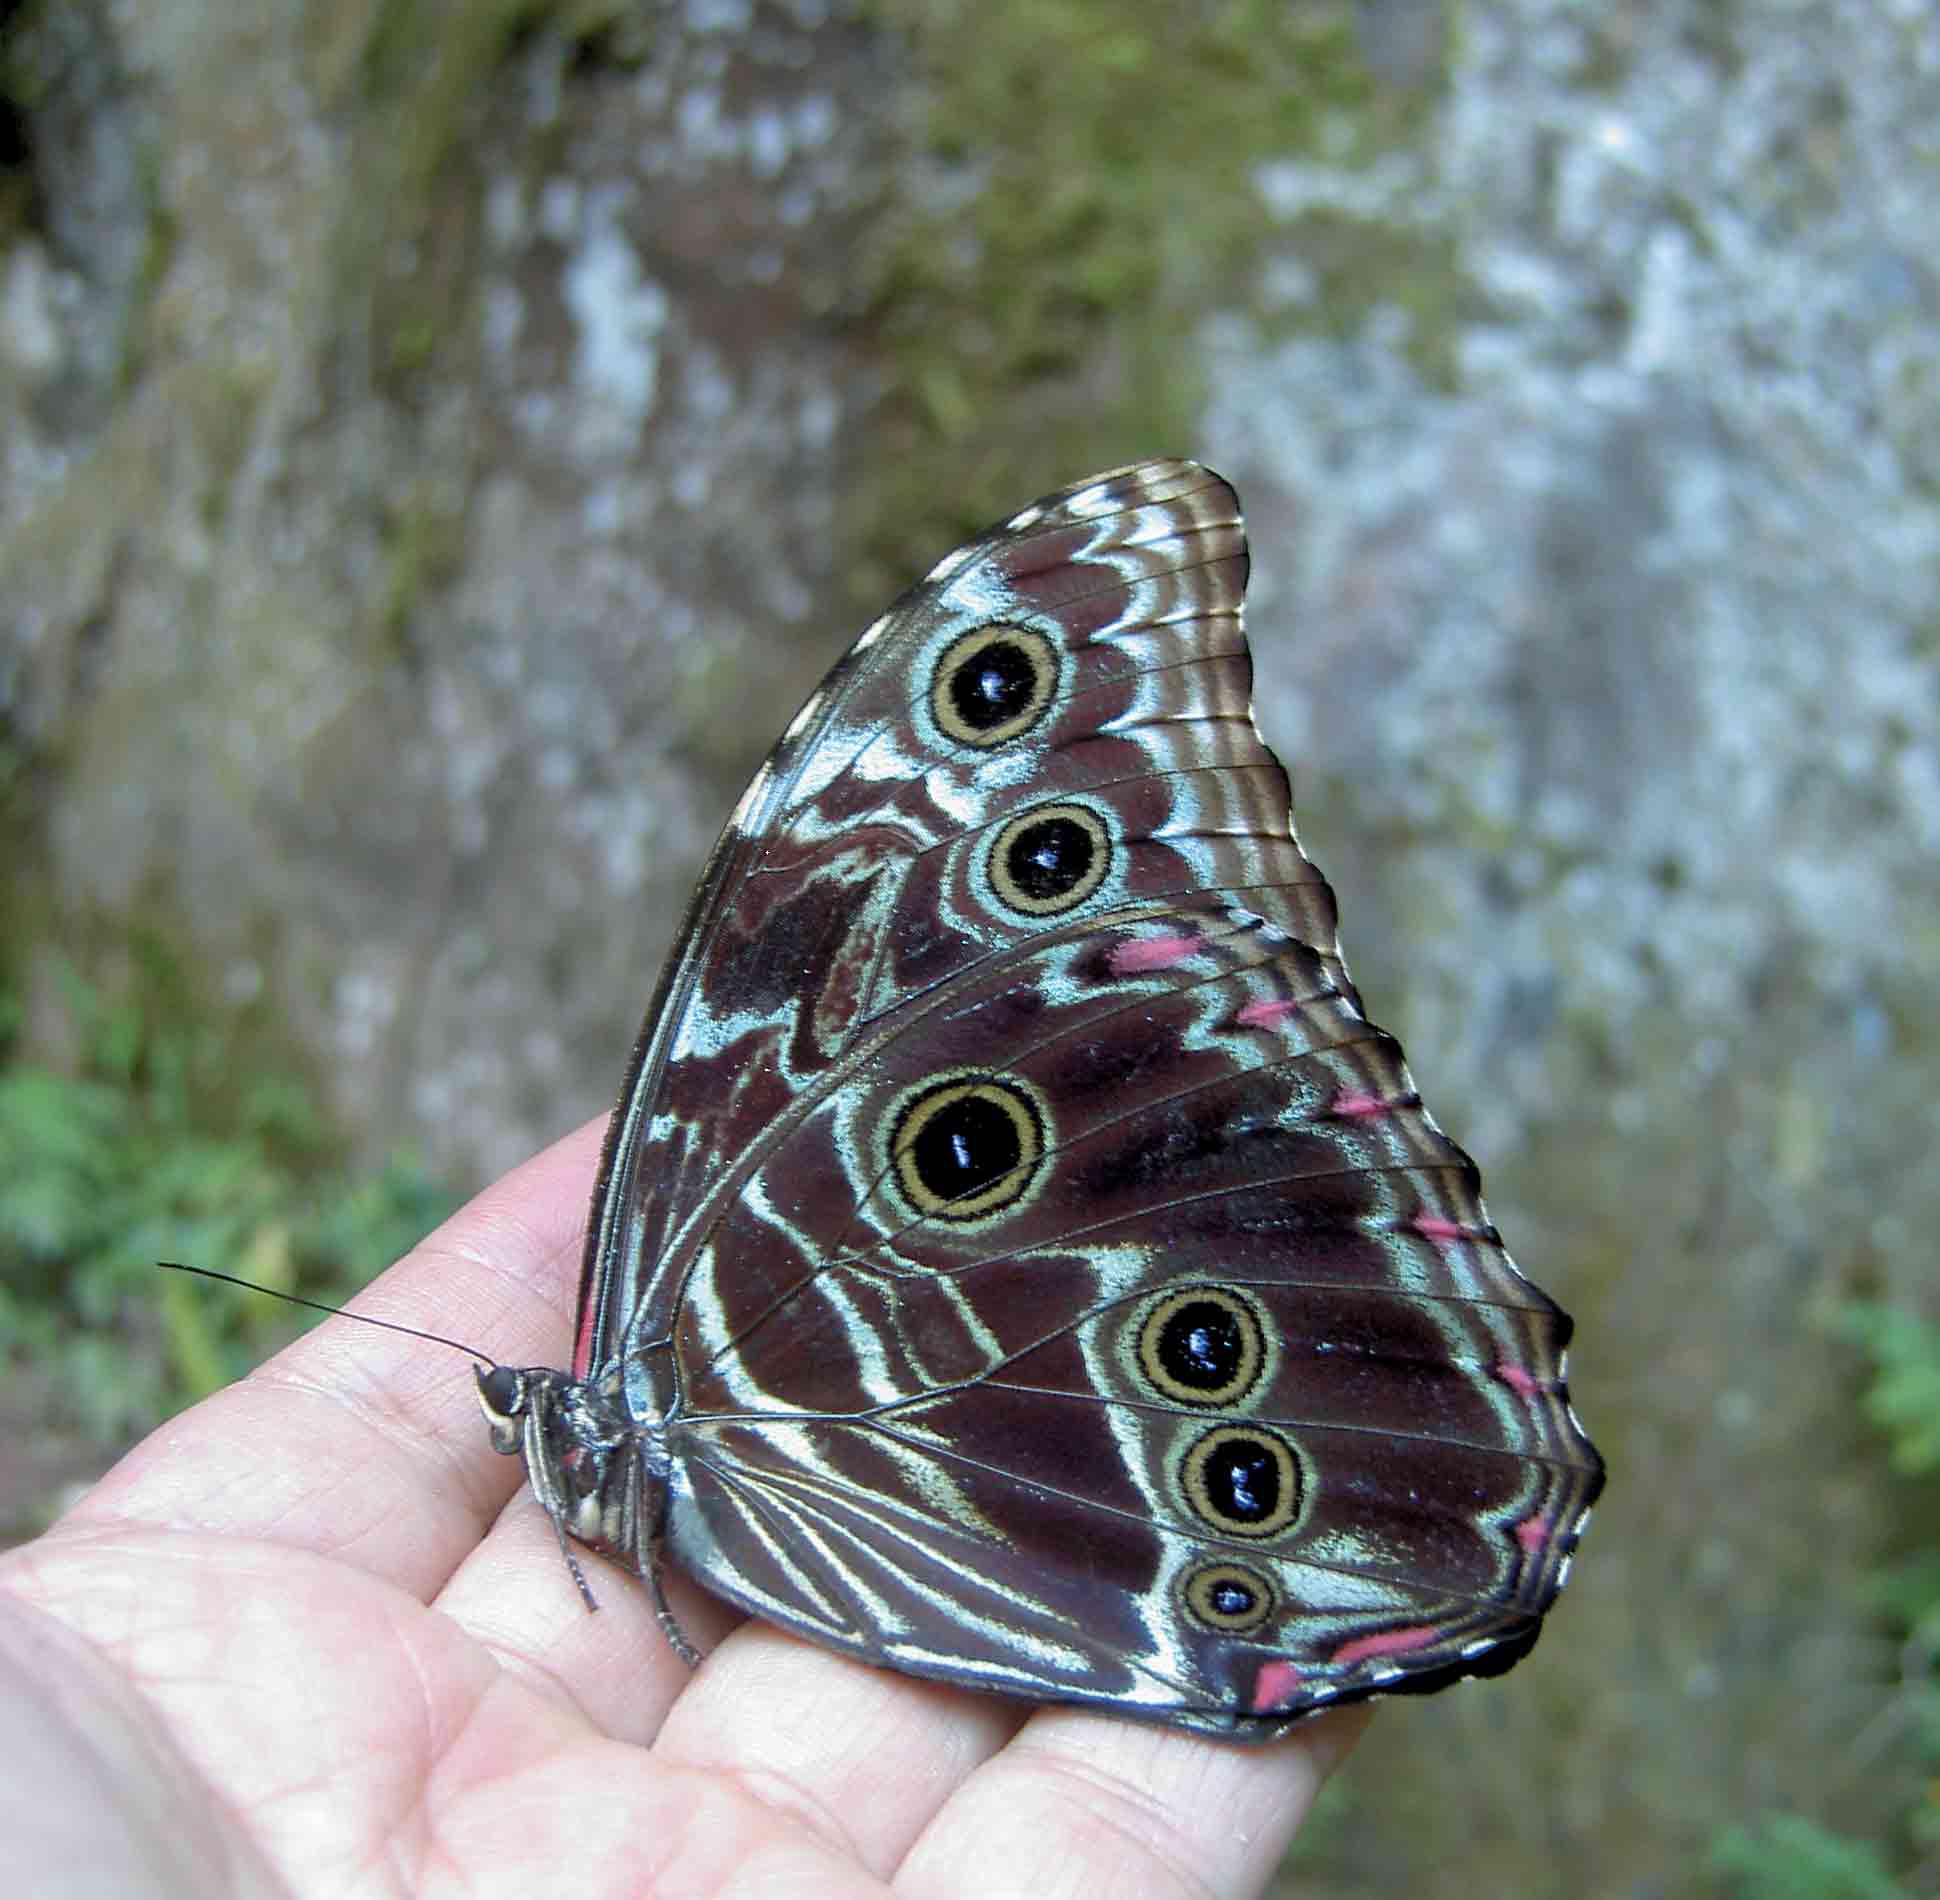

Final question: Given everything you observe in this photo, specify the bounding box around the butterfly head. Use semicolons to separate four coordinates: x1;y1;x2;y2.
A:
474;1363;537;1456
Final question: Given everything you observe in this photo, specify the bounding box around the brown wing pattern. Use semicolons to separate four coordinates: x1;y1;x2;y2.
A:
575;460;1601;1737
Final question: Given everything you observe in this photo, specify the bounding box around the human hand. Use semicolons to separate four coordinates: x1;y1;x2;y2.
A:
0;1119;1365;1898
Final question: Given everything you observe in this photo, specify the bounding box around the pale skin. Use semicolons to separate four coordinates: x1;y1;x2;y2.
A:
0;1119;1366;1899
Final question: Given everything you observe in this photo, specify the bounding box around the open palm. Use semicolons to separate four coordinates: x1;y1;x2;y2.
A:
1;1120;1363;1898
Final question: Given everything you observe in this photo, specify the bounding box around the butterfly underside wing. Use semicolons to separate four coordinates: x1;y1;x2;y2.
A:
479;458;1604;1742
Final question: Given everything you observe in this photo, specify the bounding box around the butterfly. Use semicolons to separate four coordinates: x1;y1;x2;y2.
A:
477;458;1604;1741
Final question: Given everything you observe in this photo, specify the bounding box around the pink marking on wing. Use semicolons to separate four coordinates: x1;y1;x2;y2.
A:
1237;997;1302;1029
572;1299;602;1382
1331;1091;1390;1120
1495;1360;1542;1398
1111;932;1198;975
1515;1513;1554;1556
1332;1625;1443;1668
1250;1659;1307;1712
1411;1214;1469;1241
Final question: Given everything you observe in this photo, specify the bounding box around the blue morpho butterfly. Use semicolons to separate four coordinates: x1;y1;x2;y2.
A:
219;459;1603;1741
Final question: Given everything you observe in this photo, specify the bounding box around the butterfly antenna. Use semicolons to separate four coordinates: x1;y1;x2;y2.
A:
157;1262;497;1364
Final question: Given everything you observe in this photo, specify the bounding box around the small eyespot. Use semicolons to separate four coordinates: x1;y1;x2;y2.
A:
1133;1287;1269;1408
931;625;1059;748
1181;1561;1278;1635
1180;1426;1304;1539
986;802;1112;916
888;1074;1048;1222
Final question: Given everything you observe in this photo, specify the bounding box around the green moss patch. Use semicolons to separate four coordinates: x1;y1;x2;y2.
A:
848;0;1442;595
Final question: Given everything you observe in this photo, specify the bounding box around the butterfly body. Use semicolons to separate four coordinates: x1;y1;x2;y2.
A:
480;460;1603;1741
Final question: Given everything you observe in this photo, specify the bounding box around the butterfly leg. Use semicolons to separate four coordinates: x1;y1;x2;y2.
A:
646;1542;702;1667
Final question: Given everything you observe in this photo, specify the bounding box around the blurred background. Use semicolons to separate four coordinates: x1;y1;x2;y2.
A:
2;1;1936;1893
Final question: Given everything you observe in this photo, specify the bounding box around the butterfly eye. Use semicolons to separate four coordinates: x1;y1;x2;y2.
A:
987;802;1112;916
1133;1287;1269;1408
1181;1562;1279;1635
888;1074;1048;1222
1181;1425;1305;1539
476;1365;526;1420
930;625;1059;748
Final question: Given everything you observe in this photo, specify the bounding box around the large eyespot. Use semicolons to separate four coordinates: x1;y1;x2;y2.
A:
987;802;1112;916
1181;1426;1304;1539
889;1074;1048;1222
931;625;1059;748
1133;1287;1268;1408
1181;1561;1278;1635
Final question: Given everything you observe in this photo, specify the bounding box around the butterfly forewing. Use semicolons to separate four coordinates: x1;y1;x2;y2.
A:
551;458;1601;1739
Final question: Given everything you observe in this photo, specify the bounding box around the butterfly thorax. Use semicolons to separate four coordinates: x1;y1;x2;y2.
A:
475;1361;666;1573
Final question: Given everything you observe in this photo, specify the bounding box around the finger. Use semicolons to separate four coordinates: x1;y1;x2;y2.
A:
0;1579;282;1899
56;1118;605;1604
440;1496;1021;1853
894;1702;1370;1900
651;1618;1024;1876
430;1477;746;1746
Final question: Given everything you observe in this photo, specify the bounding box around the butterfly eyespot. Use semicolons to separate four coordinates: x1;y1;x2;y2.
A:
1181;1561;1278;1635
930;625;1059;748
1132;1287;1270;1408
1180;1425;1305;1539
889;1073;1048;1222
986;802;1112;916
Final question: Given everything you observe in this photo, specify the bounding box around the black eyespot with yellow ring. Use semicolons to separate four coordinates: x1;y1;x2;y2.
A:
1133;1287;1269;1409
987;802;1112;917
931;625;1059;748
1180;1561;1279;1635
1180;1425;1304;1539
888;1073;1048;1223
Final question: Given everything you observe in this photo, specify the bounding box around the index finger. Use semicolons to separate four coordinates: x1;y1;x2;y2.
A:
54;1117;607;1606
899;1702;1370;1900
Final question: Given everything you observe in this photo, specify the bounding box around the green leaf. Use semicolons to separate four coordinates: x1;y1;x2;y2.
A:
1709;1814;1906;1900
1839;1303;1940;1476
1;960;458;1446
